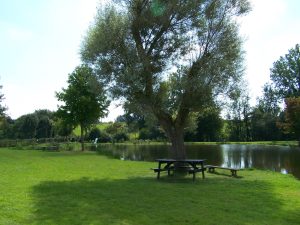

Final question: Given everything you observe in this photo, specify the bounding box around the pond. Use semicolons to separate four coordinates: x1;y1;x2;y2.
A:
93;144;300;180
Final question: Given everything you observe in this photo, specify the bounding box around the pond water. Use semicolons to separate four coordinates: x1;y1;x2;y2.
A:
93;144;300;179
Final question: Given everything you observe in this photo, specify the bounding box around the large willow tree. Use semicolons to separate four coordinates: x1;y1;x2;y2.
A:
81;0;250;159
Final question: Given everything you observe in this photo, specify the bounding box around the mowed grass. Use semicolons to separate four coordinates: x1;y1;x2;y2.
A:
1;148;300;225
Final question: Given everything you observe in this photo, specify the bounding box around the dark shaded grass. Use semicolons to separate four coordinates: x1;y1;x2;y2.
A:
30;176;299;225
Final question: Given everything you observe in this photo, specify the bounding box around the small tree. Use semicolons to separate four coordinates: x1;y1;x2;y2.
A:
56;64;110;151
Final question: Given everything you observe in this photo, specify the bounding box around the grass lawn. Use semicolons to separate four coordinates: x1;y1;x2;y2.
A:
0;148;300;225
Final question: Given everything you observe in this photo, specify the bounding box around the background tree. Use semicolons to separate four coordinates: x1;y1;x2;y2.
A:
226;86;251;141
105;122;129;142
52;118;73;138
34;110;54;138
82;0;250;159
0;84;8;138
250;84;284;141
257;44;300;141
13;114;38;139
282;97;300;145
56;64;110;151
270;44;300;99
196;107;223;142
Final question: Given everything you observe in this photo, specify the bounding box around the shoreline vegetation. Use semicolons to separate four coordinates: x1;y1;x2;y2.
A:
0;139;298;151
0;148;299;225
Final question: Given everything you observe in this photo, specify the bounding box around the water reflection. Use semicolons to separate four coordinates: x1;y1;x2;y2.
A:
93;144;300;179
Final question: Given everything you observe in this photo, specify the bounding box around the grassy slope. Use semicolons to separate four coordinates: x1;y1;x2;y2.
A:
73;123;112;136
1;148;299;225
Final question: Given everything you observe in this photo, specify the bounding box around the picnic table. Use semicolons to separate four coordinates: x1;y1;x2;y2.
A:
152;159;206;181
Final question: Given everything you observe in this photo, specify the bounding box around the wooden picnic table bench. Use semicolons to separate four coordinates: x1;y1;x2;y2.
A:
205;165;240;177
152;159;206;181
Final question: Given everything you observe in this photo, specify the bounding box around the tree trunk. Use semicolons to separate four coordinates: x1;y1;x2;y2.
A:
168;127;186;160
80;124;85;151
156;112;187;160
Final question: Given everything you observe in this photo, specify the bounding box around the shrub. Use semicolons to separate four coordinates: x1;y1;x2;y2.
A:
88;127;101;141
113;132;129;142
98;131;112;143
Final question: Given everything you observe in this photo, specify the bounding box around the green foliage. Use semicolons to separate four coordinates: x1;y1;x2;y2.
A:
258;83;281;115
87;127;113;143
104;122;130;142
1;110;56;140
81;0;250;157
0;84;6;117
113;131;129;142
270;44;300;99
53;118;73;137
14;114;39;139
0;149;300;225
0;116;13;139
250;108;283;141
283;97;300;141
56;64;110;150
88;127;101;141
35;110;54;138
98;131;112;143
196;107;223;142
105;122;128;135
138;126;166;141
56;64;109;130
226;86;252;141
250;84;288;141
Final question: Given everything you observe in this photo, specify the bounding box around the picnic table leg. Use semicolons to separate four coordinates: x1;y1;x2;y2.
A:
191;163;197;182
231;169;237;177
201;162;205;179
157;162;161;179
166;162;173;176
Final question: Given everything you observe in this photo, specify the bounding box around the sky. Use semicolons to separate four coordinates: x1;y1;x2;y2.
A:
0;0;300;121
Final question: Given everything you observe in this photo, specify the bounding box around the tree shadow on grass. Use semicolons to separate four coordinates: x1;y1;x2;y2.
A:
30;177;300;225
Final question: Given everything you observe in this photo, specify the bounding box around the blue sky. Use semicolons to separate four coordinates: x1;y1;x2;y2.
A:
1;0;300;121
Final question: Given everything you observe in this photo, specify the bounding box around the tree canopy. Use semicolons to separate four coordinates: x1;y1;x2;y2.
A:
81;0;250;158
56;64;110;150
270;44;300;99
283;97;300;145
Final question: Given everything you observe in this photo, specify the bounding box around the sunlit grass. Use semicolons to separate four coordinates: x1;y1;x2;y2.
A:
1;148;299;225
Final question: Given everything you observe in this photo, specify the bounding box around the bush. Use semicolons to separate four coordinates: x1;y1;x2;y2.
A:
98;131;112;143
138;127;166;141
88;127;101;141
113;132;129;142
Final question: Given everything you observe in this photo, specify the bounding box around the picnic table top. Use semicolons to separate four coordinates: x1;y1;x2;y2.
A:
155;158;206;163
